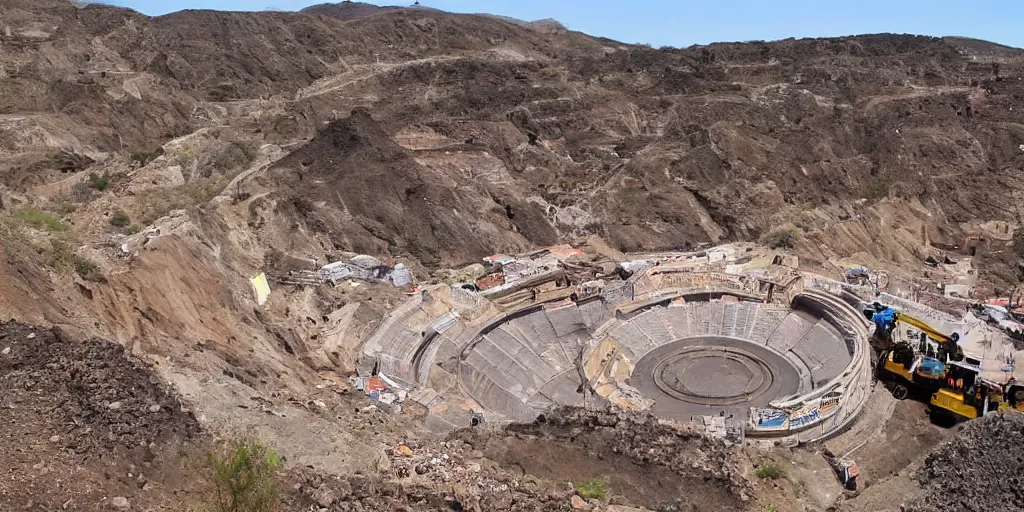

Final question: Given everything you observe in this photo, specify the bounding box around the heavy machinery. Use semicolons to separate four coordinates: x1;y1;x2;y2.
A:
869;303;1024;422
891;312;962;361
874;310;963;400
876;349;946;400
928;361;1024;422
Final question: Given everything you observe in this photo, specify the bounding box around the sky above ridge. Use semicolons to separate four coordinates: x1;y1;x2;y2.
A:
104;0;1024;49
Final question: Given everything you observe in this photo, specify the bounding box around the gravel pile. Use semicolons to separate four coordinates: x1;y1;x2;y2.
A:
913;412;1024;512
0;321;199;453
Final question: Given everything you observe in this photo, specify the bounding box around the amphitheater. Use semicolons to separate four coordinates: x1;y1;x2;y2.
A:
359;245;874;443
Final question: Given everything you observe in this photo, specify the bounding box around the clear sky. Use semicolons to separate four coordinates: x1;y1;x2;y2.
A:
101;0;1024;49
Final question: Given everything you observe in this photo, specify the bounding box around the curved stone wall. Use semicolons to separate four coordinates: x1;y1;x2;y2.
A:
745;289;872;442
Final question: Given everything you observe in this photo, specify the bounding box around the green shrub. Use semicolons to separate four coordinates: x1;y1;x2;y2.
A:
110;210;131;228
49;239;75;272
13;207;68;232
763;505;780;512
868;182;889;200
762;225;801;249
575;478;608;501
125;224;142;235
201;439;281;512
88;172;111;191
127;147;164;167
756;463;786;480
74;257;106;283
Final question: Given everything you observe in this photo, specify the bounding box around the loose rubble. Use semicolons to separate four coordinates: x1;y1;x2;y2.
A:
285;406;751;512
911;412;1024;512
286;432;582;511
0;321;199;453
286;463;579;512
0;320;203;510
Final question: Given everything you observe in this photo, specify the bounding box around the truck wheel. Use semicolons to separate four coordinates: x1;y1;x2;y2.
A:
892;384;909;400
929;408;956;427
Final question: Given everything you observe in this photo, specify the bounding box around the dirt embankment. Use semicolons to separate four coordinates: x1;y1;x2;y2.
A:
285;406;749;511
455;407;749;511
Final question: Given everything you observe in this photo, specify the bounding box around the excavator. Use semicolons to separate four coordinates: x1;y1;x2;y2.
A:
869;304;1024;421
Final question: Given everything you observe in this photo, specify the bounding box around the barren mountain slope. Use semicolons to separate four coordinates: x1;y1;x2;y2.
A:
6;4;1023;271
300;0;401;20
275;29;1024;277
265;108;557;265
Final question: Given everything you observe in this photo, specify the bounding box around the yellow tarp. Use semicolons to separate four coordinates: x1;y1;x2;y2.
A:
250;273;271;306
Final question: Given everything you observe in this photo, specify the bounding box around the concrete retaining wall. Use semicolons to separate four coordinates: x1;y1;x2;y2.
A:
746;283;872;443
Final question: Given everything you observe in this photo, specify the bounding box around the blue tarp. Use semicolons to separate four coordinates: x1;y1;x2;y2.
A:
872;307;897;333
916;357;946;377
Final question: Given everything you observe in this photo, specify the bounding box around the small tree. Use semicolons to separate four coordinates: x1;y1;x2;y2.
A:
201;439;281;512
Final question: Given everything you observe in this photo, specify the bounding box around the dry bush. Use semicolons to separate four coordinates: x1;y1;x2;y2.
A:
127;148;164;167
110;210;131;228
74;256;106;283
137;172;240;224
762;225;802;249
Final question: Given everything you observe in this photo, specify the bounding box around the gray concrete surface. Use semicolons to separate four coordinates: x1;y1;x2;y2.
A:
631;336;801;421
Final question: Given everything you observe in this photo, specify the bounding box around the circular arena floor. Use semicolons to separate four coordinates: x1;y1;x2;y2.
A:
631;336;800;421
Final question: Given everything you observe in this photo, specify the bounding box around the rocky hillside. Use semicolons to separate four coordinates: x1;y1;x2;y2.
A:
5;2;1024;273
300;0;401;20
6;1;1024;264
0;1;1023;508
